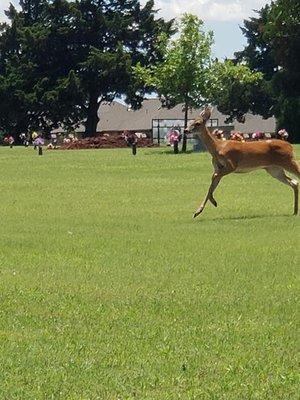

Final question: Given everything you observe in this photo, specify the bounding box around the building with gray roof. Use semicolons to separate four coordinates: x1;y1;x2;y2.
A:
54;98;276;140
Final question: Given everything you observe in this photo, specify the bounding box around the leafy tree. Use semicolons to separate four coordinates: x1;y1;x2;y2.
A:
0;0;173;137
236;0;300;142
207;60;264;124
135;14;213;152
134;14;262;150
71;0;174;137
0;0;81;136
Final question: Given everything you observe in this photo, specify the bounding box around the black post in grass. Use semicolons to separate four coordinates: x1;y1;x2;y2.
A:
38;146;43;156
132;143;137;155
173;140;179;154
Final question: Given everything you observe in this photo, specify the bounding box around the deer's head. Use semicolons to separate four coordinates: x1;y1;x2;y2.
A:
185;107;212;133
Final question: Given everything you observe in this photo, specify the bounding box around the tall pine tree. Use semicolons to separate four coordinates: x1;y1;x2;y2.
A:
0;0;173;137
236;0;300;142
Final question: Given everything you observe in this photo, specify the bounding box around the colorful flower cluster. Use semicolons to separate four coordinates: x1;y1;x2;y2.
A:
277;129;289;140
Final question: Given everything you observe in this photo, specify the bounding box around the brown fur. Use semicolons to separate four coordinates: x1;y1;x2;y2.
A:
186;108;300;217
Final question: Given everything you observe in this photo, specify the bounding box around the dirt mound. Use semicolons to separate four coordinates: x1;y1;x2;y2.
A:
59;134;156;150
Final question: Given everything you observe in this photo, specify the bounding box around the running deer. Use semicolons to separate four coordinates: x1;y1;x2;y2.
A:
185;107;300;217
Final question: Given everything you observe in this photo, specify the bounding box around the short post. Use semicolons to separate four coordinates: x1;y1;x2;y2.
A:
173;140;179;154
38;146;43;155
132;143;137;155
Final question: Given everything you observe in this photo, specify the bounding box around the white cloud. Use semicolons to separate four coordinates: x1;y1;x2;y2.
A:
0;1;270;60
0;1;9;21
0;0;11;8
0;0;19;22
1;1;271;23
141;0;271;22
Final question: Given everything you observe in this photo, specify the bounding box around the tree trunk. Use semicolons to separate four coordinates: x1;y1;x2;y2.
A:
181;100;189;153
84;93;100;138
14;118;30;144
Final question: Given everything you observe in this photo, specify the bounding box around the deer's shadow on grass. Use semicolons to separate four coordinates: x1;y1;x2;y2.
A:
145;149;194;156
197;212;292;222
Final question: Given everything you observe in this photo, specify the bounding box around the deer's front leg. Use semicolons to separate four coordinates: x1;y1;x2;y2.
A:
209;160;219;207
208;158;228;208
194;173;222;218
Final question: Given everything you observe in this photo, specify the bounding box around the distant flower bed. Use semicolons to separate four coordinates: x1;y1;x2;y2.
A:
53;134;157;150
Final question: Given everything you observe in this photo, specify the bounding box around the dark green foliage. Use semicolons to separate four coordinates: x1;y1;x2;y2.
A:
236;0;300;142
0;0;173;137
0;0;83;135
208;60;265;124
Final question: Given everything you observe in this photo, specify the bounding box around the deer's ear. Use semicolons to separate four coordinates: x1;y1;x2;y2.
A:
202;107;212;121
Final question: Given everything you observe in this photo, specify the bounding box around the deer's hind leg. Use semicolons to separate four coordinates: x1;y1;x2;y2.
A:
285;159;300;179
265;167;299;215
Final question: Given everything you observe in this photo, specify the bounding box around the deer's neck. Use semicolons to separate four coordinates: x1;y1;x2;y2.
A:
196;126;219;156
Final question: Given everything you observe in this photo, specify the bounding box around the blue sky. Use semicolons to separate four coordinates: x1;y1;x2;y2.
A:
0;0;271;59
139;0;272;59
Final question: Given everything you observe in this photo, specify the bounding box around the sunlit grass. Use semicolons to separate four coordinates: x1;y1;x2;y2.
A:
0;145;299;399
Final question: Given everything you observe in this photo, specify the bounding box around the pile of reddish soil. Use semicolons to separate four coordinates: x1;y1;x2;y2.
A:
58;135;156;150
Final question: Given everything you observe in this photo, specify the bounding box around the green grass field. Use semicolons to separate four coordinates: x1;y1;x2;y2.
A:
0;145;299;399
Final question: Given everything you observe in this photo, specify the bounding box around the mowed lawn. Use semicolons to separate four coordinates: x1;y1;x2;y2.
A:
0;145;299;399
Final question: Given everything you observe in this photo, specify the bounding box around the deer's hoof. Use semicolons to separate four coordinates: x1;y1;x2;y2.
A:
211;199;218;207
193;207;204;218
